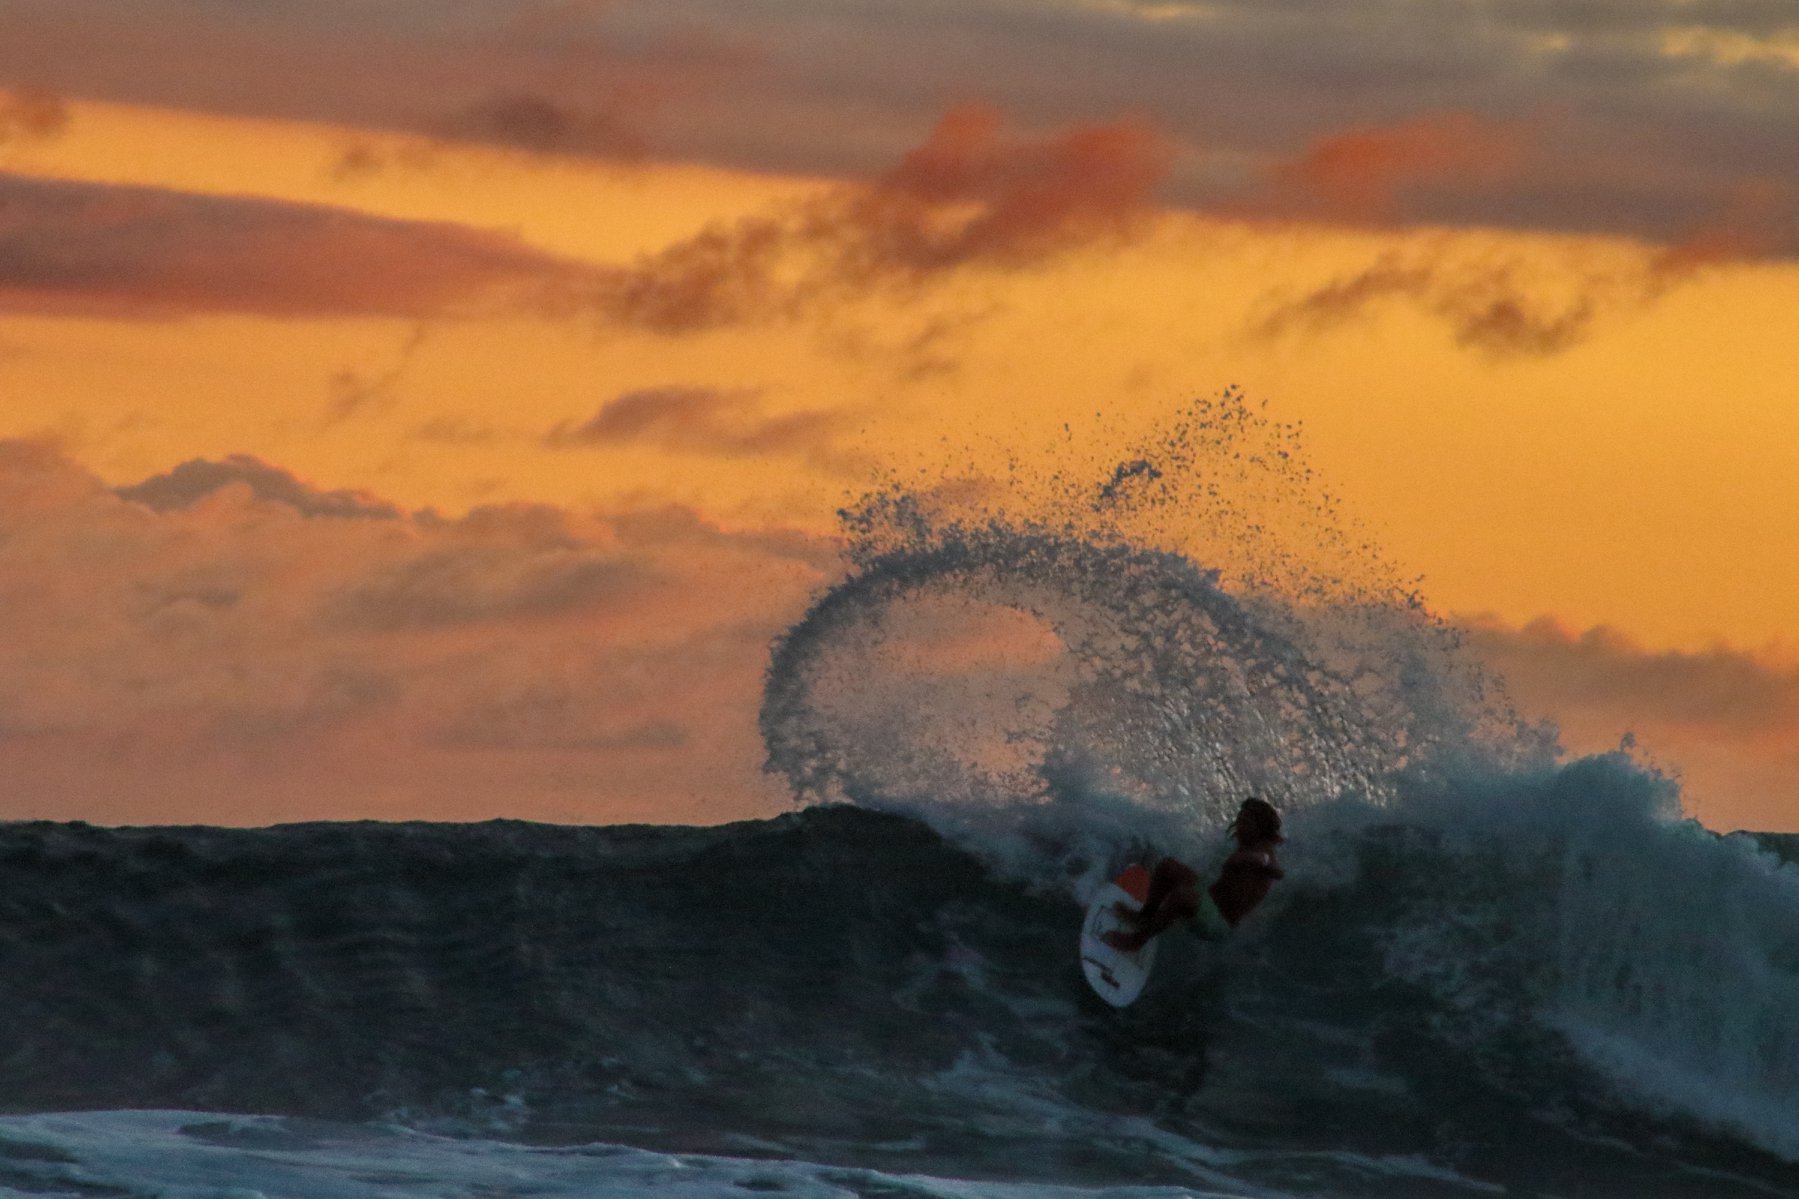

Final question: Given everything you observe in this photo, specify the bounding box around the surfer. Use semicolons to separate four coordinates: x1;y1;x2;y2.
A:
1103;797;1285;952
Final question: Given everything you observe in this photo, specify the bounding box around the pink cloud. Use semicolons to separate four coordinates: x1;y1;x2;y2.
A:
0;442;831;825
1262;112;1532;225
582;104;1174;333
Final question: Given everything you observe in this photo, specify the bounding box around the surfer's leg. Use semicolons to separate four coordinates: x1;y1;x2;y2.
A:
1140;858;1199;922
1107;859;1199;949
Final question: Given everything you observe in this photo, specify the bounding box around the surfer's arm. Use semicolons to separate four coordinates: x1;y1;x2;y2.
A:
1227;848;1284;880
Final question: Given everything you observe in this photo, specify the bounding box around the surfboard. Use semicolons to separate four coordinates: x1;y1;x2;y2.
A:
1080;864;1159;1007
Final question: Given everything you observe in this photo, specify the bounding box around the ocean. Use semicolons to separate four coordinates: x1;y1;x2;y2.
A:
1;792;1797;1198
6;415;1798;1198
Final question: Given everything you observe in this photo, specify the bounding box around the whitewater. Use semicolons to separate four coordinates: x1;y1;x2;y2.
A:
5;395;1798;1197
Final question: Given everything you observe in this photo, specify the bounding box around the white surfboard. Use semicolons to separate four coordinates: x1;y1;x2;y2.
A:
1080;864;1159;1007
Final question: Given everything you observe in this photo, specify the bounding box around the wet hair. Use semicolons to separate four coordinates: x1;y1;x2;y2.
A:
1229;796;1283;843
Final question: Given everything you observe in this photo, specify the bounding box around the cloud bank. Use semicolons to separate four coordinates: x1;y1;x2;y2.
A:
1466;616;1799;830
4;440;1793;831
0;440;832;825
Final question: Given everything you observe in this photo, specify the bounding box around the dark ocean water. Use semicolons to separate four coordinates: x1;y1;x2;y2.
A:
3;789;1796;1199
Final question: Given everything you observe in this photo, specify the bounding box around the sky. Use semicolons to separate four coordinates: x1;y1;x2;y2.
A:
1;0;1795;831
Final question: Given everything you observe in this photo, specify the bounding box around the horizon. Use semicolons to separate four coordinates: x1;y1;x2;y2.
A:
2;0;1794;832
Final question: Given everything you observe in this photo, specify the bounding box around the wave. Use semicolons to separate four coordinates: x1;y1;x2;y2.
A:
2;784;1796;1196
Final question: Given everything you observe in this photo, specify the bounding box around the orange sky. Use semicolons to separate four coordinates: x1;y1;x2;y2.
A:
2;2;1796;831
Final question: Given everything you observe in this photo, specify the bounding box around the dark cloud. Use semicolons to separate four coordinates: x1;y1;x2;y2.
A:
443;90;646;158
116;455;403;520
0;173;596;319
327;89;653;179
665;0;1799;252
4;1;746;181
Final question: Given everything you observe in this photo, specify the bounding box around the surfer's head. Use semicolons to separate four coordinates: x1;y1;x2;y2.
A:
1230;796;1283;844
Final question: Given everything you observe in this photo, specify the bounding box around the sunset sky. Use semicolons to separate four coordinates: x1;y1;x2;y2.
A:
2;0;1795;831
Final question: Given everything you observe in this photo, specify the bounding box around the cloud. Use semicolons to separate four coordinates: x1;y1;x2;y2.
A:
0;173;596;319
658;0;1799;251
0;103;1165;335
851;104;1172;272
1259;112;1533;225
1237;108;1794;356
0;87;69;143
1468;617;1799;736
1250;249;1602;356
544;386;852;464
412;416;502;446
9;0;1799;254
0;440;832;824
6;1;752;173
1246;169;1798;354
320;539;650;632
581;104;1173;333
1645;181;1799;283
326;89;657;179
443;91;646;157
1464;615;1799;829
322;325;432;427
117;455;403;520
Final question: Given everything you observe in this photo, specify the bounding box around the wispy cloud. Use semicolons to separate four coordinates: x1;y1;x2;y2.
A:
1244;169;1796;355
1249;248;1601;357
0;174;595;319
544;385;874;475
580;104;1173;333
